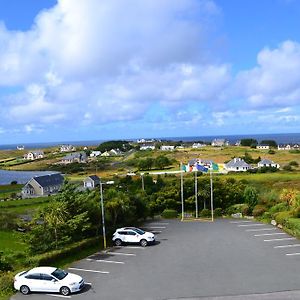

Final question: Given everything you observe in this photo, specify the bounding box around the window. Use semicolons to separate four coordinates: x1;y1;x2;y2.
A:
41;274;54;281
118;231;127;235
51;269;68;280
25;274;42;280
127;231;136;236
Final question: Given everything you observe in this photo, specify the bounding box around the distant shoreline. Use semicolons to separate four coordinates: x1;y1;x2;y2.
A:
1;132;300;151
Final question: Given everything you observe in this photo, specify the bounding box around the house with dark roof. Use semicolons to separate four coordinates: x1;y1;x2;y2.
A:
22;173;64;198
258;159;280;169
83;175;100;189
61;152;87;164
225;158;251;172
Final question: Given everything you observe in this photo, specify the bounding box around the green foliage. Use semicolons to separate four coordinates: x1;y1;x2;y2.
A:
0;212;17;230
242;152;261;164
200;208;211;218
0;253;12;272
154;155;171;169
240;139;258;147
268;149;276;154
0;271;14;296
226;204;249;215
243;186;258;210
214;208;223;217
252;205;267;217
289;161;299;167
274;211;292;226
96;140;132;152
161;209;178;219
268;202;290;217
283;164;293;171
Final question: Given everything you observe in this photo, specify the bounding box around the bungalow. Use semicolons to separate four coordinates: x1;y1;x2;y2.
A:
60;144;76;152
192;143;206;149
24;150;44;160
22;173;64;198
83;175;100;189
225;158;251;172
140;144;155;150
256;144;270;150
90;151;101;157
278;144;291;150
161;145;175;151
212;139;229;147
61;152;87;164
258;159;280;169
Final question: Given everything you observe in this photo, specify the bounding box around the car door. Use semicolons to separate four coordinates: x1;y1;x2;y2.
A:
24;273;43;292
126;230;139;243
41;274;59;292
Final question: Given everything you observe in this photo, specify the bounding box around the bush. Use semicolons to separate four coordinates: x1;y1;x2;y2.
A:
269;202;290;217
200;209;211;218
268;149;276;154
252;205;267;217
226;204;249;215
262;211;272;220
289;161;299;167
161;209;178;219
0;271;14;296
283;165;293;171
214;208;223;217
274;211;292;226
285;218;300;238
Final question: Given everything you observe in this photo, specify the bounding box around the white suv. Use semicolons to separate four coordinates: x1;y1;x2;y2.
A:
112;227;155;247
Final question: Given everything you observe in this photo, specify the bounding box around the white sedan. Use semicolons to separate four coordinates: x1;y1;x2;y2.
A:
14;266;85;296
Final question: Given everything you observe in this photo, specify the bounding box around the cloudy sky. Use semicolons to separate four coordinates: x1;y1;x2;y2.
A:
0;0;300;144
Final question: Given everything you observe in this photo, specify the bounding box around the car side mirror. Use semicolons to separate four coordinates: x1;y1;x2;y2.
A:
52;279;58;282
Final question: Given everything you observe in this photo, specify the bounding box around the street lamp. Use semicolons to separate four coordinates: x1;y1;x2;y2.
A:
100;180;114;249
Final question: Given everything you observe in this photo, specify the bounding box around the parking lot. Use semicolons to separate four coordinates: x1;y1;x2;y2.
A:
11;219;300;300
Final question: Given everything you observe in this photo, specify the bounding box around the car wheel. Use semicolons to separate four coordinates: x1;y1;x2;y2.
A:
140;239;148;247
60;286;71;296
115;239;122;246
20;285;30;295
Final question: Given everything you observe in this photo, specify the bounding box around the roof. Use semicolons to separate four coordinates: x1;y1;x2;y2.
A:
28;266;57;274
259;159;275;165
33;173;64;187
226;158;250;168
63;152;87;160
88;175;100;181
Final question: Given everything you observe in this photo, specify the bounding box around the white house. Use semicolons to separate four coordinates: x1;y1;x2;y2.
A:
83;175;100;189
225;158;251;172
24;150;44;160
192;143;206;149
60;145;76;152
257;144;270;150
90;151;101;157
161;145;175;151
140;145;155;150
212;139;229;147
258;159;280;169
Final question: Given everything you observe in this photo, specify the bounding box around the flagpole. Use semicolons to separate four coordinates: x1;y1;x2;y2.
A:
210;168;214;222
181;162;184;221
195;170;198;218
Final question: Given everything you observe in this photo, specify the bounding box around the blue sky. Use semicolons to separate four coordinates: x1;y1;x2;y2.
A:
0;0;300;144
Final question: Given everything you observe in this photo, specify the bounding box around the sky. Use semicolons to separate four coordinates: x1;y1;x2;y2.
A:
0;0;300;144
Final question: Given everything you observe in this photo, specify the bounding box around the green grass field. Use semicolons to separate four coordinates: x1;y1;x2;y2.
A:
0;230;27;254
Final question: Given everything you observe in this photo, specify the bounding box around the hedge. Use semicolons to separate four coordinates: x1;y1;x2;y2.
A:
161;209;178;219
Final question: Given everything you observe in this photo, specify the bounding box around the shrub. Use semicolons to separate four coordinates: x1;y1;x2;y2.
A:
214;208;223;217
283;165;293;171
243;186;258;209
226;204;248;215
0;271;14;295
274;211;292;226
269;202;290;217
285;218;300;238
289;161;299;167
268;149;276;154
262;211;272;220
200;208;211;218
252;205;267;217
161;209;178;219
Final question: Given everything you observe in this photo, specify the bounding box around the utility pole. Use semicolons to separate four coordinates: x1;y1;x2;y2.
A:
210;170;214;222
141;173;144;191
195;170;198;218
181;162;184;221
100;182;107;249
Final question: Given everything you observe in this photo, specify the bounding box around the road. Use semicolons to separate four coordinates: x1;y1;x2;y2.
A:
11;219;300;300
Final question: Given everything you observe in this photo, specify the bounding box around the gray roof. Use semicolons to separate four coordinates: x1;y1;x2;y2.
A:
88;175;100;182
226;158;250;168
33;173;64;187
63;152;87;160
259;159;275;165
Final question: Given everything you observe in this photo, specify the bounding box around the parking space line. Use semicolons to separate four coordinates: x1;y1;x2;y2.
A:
151;230;162;233
274;244;300;249
148;222;169;225
105;252;136;256
230;221;252;224
286;252;300;256
143;226;166;229
238;224;266;227
254;233;286;237
122;246;145;249
46;294;71;298
246;228;277;232
264;237;296;242
86;258;125;264
68;267;109;274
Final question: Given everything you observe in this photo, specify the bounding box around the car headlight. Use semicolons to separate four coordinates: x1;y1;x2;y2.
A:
70;282;77;286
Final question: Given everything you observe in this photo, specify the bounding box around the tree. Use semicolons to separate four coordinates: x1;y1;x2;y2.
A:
240;139;258;147
260;140;277;148
154;155;171;169
243;186;258;210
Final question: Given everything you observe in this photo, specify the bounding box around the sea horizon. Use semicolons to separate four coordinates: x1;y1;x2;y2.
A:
0;132;300;151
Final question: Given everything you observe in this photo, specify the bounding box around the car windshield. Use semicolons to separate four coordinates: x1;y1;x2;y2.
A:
133;228;145;235
51;269;68;280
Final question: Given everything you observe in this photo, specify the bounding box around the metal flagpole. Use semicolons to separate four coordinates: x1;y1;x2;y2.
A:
195;170;198;218
100;182;107;249
181;162;184;221
210;169;214;222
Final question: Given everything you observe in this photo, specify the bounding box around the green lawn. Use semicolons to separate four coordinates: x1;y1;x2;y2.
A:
0;230;27;254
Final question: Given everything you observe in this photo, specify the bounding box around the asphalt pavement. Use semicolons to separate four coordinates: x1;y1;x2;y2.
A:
11;219;300;300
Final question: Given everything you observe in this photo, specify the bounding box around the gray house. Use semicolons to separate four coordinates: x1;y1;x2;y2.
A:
225;158;251;172
83;175;100;189
258;159;280;169
61;152;87;164
22;173;64;198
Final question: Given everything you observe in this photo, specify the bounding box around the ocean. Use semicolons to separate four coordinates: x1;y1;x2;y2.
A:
0;133;299;150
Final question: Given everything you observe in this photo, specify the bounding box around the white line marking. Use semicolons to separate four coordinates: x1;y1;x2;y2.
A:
230;221;252;224
143;226;166;229
86;258;124;264
274;244;300;249
147;222;169;225
85;282;92;285
151;230;162;233
46;295;71;299
105;252;136;256
68;267;109;274
286;252;300;256
254;233;286;237
246;228;277;232
123;246;144;249
264;238;296;242
238;224;265;227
